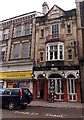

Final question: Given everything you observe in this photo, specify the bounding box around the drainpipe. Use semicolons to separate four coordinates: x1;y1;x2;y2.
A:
76;14;80;64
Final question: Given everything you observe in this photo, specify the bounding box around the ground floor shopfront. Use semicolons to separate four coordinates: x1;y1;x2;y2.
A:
33;66;81;103
0;71;33;93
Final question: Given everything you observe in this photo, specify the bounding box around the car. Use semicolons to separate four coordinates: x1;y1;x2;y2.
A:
0;87;33;110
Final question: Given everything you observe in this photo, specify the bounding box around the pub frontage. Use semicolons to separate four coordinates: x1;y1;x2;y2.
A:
32;65;81;102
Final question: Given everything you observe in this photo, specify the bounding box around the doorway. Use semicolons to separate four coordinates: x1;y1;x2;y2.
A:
37;75;44;99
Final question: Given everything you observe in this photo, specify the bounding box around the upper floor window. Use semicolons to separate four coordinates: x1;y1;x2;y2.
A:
16;25;21;37
52;24;59;38
3;29;8;40
0;46;6;60
22;42;28;58
13;44;20;59
46;42;64;61
40;52;43;62
41;29;44;38
24;23;30;36
68;49;72;60
67;24;71;34
59;45;63;59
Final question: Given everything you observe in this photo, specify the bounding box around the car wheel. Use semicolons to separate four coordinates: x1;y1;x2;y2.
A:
8;101;15;110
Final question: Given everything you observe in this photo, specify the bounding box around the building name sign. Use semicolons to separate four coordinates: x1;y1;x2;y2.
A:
0;71;32;79
51;68;58;71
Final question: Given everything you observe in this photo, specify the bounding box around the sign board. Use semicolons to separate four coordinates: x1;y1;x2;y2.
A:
0;71;32;79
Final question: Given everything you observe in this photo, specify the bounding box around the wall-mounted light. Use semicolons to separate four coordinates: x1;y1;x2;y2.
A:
31;73;35;78
76;71;79;78
43;72;46;77
62;72;65;77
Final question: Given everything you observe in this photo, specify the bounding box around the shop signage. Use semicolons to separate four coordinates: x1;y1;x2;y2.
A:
0;71;32;79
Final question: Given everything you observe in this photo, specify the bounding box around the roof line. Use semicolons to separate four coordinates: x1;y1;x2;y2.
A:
0;11;37;23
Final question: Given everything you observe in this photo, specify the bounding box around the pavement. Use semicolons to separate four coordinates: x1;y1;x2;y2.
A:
28;100;83;109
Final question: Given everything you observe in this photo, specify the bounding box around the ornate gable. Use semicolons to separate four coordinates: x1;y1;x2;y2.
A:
47;5;65;19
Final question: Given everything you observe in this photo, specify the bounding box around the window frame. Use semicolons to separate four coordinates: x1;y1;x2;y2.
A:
13;43;20;59
46;42;64;61
24;23;30;36
67;24;71;34
22;42;28;58
3;28;9;40
16;25;21;37
41;29;44;38
40;52;43;62
68;49;72;60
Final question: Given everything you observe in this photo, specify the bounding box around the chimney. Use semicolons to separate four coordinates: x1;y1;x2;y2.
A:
42;2;49;15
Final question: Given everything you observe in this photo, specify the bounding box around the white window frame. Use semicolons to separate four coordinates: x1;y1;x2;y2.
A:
67;24;71;34
46;42;64;61
67;79;77;101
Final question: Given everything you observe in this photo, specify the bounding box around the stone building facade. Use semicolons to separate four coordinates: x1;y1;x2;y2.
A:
0;2;81;102
0;11;43;92
33;2;81;102
76;0;84;102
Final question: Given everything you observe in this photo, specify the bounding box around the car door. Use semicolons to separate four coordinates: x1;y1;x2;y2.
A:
2;89;12;106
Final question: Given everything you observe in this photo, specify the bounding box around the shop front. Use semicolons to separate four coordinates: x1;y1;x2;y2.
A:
0;71;33;92
33;66;81;102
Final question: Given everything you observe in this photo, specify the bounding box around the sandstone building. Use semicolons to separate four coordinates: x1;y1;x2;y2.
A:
76;0;84;102
0;2;81;102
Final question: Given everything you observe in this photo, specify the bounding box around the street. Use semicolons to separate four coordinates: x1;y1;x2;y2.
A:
1;106;83;118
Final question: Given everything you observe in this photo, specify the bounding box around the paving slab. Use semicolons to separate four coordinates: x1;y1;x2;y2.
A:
28;100;83;109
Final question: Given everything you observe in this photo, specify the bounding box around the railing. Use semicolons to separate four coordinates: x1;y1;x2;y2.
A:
46;34;64;43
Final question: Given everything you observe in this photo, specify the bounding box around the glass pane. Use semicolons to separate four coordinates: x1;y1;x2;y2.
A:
13;44;20;59
54;51;57;59
22;43;28;58
50;52;53;60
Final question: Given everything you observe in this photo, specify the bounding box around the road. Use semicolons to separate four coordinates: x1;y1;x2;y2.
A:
1;106;83;119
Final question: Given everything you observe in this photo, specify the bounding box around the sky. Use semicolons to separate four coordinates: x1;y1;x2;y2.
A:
0;0;76;21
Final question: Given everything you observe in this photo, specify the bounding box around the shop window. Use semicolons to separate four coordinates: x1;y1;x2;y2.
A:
67;24;71;34
22;43;28;58
24;23;30;35
16;25;21;37
40;52;43;62
67;79;77;94
13;44;20;59
68;49;72;60
3;28;8;40
41;29;44;38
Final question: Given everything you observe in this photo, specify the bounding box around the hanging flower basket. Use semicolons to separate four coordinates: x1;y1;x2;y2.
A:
75;77;81;82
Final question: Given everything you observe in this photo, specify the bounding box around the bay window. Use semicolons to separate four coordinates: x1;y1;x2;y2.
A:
46;42;64;61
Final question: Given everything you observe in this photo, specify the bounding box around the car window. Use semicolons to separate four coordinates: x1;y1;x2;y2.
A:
0;89;5;95
3;89;12;95
12;89;20;95
22;89;28;95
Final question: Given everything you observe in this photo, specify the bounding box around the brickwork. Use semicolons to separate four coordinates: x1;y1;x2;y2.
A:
76;81;81;102
63;81;68;102
33;80;37;100
44;80;48;101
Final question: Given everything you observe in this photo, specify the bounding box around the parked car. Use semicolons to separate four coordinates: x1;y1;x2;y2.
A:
0;87;33;110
